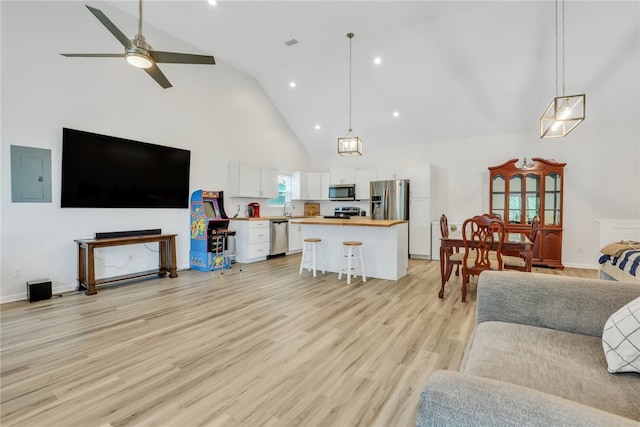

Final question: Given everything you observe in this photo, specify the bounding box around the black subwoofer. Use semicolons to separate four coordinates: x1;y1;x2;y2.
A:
27;279;52;303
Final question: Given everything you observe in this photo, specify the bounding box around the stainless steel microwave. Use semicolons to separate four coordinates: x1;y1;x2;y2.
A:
329;184;356;201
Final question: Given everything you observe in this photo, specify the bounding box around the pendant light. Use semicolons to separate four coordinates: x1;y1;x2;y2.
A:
540;0;585;138
338;33;363;156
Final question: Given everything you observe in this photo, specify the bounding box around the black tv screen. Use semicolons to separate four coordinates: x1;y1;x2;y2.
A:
61;128;190;208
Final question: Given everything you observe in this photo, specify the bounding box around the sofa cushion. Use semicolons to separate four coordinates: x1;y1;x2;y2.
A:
460;321;640;421
603;296;640;373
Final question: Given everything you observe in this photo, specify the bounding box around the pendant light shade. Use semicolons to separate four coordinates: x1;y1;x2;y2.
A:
338;33;363;156
338;129;363;156
540;0;585;138
540;94;585;138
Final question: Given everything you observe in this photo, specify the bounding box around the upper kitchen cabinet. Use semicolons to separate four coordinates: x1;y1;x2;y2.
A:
488;158;566;269
292;172;322;200
320;172;330;200
408;165;431;198
330;167;356;185
355;169;377;200
376;168;411;181
291;172;308;200
228;161;278;198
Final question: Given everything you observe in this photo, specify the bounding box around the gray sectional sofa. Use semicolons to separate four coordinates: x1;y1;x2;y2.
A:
417;271;640;426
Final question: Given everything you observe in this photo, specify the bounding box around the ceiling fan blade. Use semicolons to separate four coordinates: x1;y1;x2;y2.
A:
85;5;133;49
60;54;124;58
151;51;215;65
144;64;172;89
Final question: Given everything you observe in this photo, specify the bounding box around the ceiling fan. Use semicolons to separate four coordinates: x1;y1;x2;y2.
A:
61;1;215;89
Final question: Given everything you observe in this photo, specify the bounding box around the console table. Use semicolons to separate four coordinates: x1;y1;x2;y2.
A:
74;234;178;295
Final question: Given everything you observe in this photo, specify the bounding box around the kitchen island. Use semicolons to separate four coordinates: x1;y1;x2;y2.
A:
289;217;409;281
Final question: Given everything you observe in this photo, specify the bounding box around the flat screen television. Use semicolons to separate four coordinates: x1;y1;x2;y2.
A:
61;128;191;208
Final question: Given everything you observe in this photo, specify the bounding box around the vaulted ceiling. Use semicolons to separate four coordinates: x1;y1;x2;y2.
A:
75;1;638;156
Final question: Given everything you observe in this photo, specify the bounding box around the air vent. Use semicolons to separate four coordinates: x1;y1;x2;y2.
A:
284;38;298;47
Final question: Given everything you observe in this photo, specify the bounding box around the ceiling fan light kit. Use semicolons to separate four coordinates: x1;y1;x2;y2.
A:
540;0;585;138
60;1;215;88
338;32;363;156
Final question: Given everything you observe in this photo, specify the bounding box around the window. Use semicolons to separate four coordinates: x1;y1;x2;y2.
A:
269;175;291;206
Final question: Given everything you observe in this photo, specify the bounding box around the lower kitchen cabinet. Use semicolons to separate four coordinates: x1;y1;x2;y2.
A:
229;220;270;263
288;222;302;253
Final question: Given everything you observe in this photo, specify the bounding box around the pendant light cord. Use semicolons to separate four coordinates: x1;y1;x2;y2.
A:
562;0;565;97
555;0;558;97
555;0;566;98
347;33;354;130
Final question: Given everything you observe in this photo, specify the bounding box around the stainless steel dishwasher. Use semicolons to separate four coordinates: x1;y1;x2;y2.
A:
269;219;289;258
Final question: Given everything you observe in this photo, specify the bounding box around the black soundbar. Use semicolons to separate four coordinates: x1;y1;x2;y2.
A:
95;229;162;239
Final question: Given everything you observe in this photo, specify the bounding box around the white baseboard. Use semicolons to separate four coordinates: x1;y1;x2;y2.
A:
561;262;599;270
0;282;78;304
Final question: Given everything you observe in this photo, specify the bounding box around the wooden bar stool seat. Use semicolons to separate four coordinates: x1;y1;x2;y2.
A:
299;238;325;277
338;241;366;285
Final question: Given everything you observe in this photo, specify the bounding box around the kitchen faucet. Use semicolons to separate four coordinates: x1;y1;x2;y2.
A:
283;201;295;217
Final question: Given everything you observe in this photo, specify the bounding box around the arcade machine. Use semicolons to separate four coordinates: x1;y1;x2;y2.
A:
190;190;236;272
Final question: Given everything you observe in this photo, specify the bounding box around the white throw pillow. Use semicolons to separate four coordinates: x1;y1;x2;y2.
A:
602;296;640;373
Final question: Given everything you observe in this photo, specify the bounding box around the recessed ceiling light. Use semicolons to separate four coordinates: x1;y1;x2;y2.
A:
289;81;296;88
208;0;217;5
374;57;382;65
393;111;400;117
315;125;321;130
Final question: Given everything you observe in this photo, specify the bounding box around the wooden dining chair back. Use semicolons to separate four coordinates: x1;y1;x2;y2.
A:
528;215;540;243
438;214;464;298
461;214;505;302
503;215;539;273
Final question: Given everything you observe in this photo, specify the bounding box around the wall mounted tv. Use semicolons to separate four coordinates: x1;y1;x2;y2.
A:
61;128;191;208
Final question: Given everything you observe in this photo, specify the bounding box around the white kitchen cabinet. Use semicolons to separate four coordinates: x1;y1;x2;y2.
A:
228;162;278;198
291;172;308;200
307;173;322;200
260;166;279;199
330;167;356;185
409;197;431;258
408;164;431;198
320;172;330;200
229;220;270;263
288;222;302;253
376;168;411;181
355;169;377;200
292;172;322;200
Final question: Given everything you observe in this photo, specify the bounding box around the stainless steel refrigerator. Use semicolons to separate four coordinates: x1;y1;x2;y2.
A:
370;180;410;220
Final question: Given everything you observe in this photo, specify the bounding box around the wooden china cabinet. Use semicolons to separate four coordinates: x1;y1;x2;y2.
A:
489;158;566;269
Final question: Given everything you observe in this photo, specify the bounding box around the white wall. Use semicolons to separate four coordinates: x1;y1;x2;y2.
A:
1;2;309;302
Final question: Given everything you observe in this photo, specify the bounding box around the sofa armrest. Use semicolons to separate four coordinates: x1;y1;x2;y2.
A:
417;371;639;427
476;271;640;337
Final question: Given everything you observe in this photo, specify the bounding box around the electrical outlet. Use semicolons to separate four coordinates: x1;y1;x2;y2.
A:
13;267;23;278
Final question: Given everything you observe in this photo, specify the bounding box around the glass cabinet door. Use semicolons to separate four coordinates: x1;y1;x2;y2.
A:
508;175;523;224
544;172;562;225
491;175;506;220
525;174;541;224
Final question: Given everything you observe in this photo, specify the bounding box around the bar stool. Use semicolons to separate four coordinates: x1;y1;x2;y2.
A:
299;238;325;277
338;241;366;285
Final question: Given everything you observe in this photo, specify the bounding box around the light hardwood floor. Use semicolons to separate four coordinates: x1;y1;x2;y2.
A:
1;256;596;426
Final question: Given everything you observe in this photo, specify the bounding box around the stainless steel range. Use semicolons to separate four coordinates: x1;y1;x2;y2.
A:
324;206;361;219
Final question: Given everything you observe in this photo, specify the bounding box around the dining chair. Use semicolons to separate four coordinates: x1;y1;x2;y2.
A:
503;215;539;272
461;214;505;302
439;214;464;298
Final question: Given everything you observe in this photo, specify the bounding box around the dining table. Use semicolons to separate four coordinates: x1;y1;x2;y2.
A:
439;231;533;298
